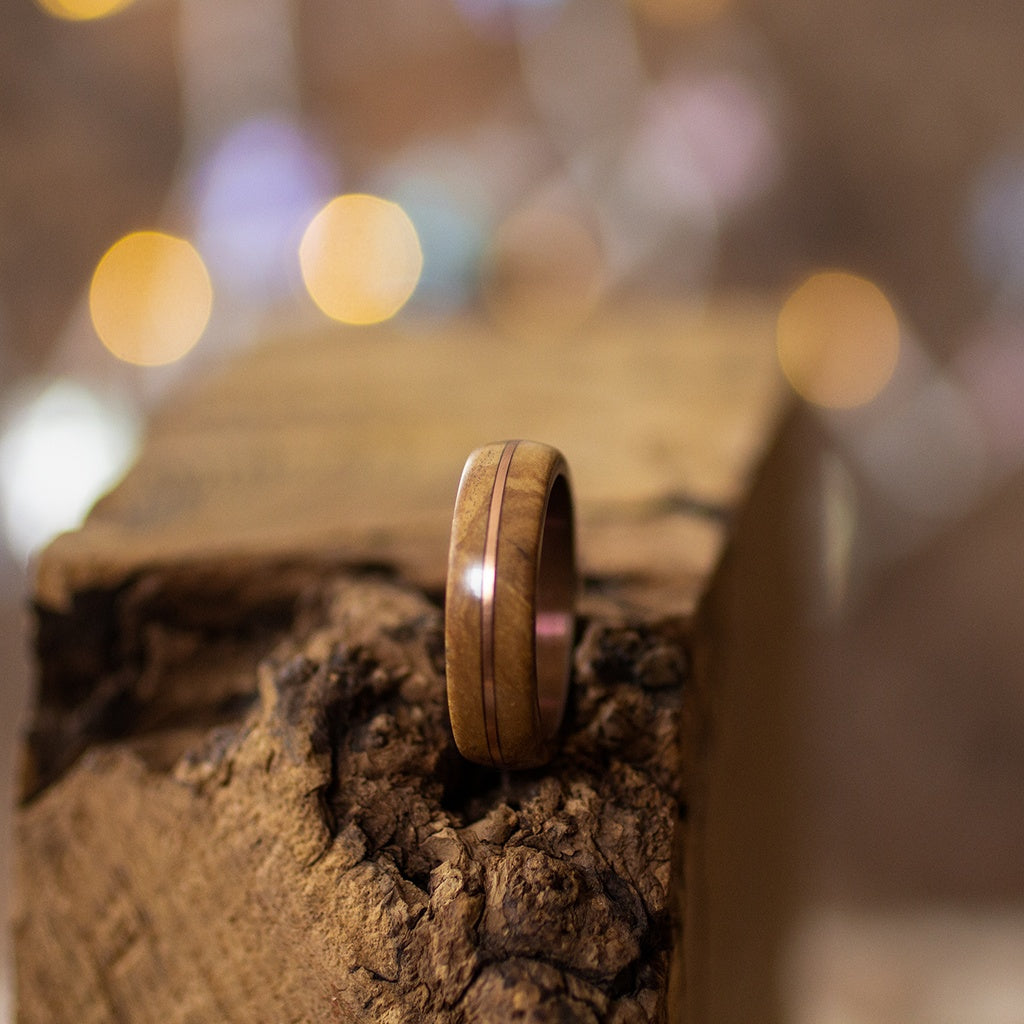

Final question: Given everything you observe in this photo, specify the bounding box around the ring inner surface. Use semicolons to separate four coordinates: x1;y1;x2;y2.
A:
534;472;575;739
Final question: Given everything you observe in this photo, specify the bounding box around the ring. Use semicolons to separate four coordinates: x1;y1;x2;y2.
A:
445;440;576;769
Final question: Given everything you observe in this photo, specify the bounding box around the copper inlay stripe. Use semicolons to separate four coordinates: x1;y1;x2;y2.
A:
480;440;518;766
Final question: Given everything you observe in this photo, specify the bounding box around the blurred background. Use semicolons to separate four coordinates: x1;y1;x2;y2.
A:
3;0;1024;1020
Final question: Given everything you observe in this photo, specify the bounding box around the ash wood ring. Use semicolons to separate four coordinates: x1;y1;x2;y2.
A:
445;441;576;769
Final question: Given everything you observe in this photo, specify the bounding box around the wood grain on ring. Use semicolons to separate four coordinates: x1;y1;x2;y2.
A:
445;440;575;769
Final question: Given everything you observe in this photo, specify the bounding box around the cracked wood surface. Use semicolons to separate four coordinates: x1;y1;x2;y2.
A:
17;577;693;1023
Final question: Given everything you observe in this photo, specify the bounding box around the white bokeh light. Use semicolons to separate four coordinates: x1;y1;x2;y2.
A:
0;381;140;562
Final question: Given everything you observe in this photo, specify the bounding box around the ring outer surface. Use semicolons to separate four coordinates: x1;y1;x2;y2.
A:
445;440;575;769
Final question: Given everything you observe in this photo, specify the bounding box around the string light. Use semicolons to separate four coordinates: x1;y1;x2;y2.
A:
299;194;423;325
89;232;213;367
33;0;135;21
0;381;139;562
776;271;900;409
482;202;605;341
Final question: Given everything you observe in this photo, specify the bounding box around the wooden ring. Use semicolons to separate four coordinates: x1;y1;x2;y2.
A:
445;440;576;769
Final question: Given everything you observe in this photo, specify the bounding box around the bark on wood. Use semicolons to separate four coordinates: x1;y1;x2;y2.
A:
17;573;693;1023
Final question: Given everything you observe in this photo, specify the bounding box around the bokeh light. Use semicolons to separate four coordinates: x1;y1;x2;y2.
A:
372;144;495;315
389;187;484;314
854;369;988;521
299;194;423;325
33;0;135;20
776;271;901;409
966;142;1024;301
373;176;487;315
481;200;605;341
609;91;718;292
624;86;716;215
191;116;336;303
0;381;139;562
89;231;213;367
452;0;565;41
820;332;990;543
956;318;1024;464
649;73;781;214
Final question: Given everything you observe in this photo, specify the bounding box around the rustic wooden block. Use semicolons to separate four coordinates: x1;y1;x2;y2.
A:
16;300;786;1022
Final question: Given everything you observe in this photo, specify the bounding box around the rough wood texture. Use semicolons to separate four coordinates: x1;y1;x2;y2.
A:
18;574;692;1023
17;300;785;1022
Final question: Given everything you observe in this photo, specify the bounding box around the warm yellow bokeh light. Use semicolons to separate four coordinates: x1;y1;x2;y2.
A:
631;0;731;28
34;0;135;21
299;194;423;325
482;205;605;342
776;271;901;409
89;232;213;367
